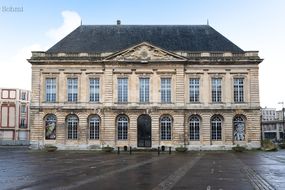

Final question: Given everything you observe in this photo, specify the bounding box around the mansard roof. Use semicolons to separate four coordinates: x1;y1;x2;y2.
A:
47;25;244;53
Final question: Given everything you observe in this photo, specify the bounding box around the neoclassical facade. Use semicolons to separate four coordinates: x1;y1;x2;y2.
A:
0;88;30;143
28;24;262;150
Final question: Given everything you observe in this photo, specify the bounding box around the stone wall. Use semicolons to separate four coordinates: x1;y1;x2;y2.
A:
29;59;261;150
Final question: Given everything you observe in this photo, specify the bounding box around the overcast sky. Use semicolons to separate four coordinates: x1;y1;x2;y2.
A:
0;0;284;109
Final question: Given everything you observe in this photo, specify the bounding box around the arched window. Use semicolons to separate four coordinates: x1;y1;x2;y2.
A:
233;116;245;141
89;115;100;140
189;115;200;141
45;114;56;140
117;115;128;140
160;116;172;140
211;116;222;140
67;115;78;139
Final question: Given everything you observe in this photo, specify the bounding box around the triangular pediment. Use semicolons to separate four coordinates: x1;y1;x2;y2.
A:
104;42;187;62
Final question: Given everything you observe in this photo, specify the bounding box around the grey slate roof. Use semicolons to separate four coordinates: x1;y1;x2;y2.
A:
47;25;244;53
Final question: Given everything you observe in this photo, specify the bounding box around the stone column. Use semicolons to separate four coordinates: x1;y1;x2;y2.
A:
152;69;158;105
224;112;233;145
202;71;210;106
151;112;159;147
175;67;185;106
58;71;66;102
129;113;137;147
225;72;231;105
201;112;211;145
130;70;137;105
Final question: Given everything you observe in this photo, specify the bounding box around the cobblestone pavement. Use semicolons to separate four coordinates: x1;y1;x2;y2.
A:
0;147;284;190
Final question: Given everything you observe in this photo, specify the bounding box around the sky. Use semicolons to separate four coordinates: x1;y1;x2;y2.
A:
0;0;284;109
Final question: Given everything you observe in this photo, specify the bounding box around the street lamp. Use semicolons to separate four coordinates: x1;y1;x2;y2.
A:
278;102;285;140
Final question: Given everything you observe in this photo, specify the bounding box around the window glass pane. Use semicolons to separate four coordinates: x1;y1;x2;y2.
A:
161;78;171;103
67;115;78;139
139;78;150;103
89;115;100;139
90;78;100;102
46;78;56;102
189;78;199;102
20;118;26;128
118;78;128;103
160;116;172;140
67;78;78;102
211;116;222;140
21;105;26;113
21;92;26;100
212;78;222;102
234;78;244;102
117;116;128;140
189;116;200;140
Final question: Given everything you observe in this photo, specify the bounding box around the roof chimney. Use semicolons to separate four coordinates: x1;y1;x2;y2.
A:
117;20;121;25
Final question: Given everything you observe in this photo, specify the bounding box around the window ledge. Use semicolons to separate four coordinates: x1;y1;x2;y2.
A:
89;102;102;104
115;102;129;104
160;102;174;105
210;102;224;104
187;102;201;104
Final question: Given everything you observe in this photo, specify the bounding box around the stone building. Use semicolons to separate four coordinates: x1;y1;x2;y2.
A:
0;88;30;144
28;24;262;150
261;108;284;140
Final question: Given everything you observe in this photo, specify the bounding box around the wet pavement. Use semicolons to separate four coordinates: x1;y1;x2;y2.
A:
0;147;284;190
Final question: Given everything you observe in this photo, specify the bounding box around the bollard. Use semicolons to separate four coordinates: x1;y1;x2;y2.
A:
117;147;120;154
130;146;132;155
169;147;171;154
158;146;160;155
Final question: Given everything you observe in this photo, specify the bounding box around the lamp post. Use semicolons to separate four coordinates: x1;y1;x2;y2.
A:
278;102;285;140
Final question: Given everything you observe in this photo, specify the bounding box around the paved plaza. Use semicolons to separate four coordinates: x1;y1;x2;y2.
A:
0;147;284;190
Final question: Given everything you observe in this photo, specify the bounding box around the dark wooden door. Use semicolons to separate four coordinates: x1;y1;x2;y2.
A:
137;114;151;147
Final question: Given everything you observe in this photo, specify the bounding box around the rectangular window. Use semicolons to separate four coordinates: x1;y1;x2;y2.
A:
67;78;78;102
234;78;244;102
21;105;26;113
212;78;222;102
89;78;100;102
139;78;150;103
189;78;199;102
46;78;56;102
118;78;128;103
161;78;171;103
21;92;26;100
20;118;26;128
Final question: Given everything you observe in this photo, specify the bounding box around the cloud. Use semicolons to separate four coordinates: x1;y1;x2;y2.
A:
46;10;81;41
0;11;81;90
0;44;46;90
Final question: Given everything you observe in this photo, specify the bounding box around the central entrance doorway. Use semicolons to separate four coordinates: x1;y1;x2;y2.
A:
137;114;151;147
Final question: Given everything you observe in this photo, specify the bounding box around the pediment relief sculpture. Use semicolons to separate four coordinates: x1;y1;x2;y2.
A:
105;42;186;61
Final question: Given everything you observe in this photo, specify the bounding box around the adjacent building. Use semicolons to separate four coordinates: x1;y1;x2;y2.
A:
28;23;263;150
0;88;30;144
261;108;284;140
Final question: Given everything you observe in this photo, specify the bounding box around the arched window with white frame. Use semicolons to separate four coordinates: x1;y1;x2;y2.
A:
117;115;128;140
189;115;200;141
160;116;172;140
89;115;100;140
211;116;222;141
66;115;78;139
